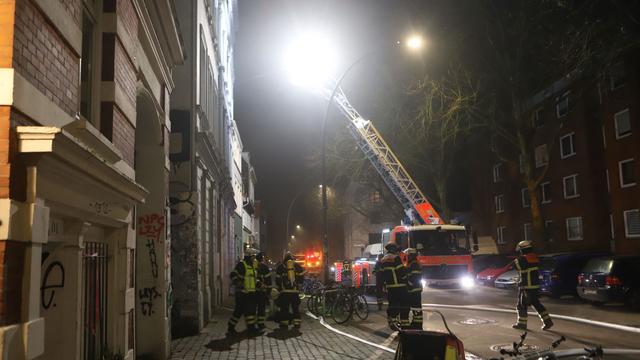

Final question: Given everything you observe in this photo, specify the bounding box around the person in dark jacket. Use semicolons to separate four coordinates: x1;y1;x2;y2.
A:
372;253;385;310
254;252;271;330
404;248;423;329
380;243;409;329
227;248;259;335
512;240;553;330
275;252;305;330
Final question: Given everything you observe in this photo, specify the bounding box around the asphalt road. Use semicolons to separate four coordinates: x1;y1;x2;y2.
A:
342;285;640;359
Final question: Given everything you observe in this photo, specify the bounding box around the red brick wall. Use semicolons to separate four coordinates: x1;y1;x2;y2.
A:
57;0;81;26
101;0;137;168
12;0;80;118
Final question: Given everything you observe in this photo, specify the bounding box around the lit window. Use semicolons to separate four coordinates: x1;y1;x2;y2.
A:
521;188;530;208
493;163;502;183
556;92;570;118
614;109;631;139
535;144;548;168
563;174;579;199
623;209;640;238
497;226;506;244
540;182;551;204
369;191;383;206
523;223;532;241
566;217;583;241
559;132;576;159
495;195;504;214
619;159;636;188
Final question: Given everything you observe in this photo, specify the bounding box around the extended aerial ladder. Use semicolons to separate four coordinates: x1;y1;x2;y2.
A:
322;86;444;225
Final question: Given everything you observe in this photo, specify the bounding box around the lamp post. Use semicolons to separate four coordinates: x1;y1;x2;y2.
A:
285;33;425;283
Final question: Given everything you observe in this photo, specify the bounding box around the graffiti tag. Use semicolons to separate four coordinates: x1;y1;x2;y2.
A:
139;286;161;316
138;214;165;242
145;239;159;278
41;261;65;309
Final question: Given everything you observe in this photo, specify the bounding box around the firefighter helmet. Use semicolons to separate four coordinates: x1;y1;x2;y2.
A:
283;252;294;262
270;288;280;300
245;247;259;256
516;240;533;251
403;248;417;255
385;242;398;251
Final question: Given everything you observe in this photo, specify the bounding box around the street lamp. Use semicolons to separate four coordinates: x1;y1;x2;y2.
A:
287;34;425;283
296;225;302;230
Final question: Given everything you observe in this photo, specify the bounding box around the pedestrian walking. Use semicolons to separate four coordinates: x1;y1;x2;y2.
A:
380;243;409;330
255;252;272;330
512;240;554;331
275;252;305;330
404;248;423;329
372;253;384;310
227;248;260;336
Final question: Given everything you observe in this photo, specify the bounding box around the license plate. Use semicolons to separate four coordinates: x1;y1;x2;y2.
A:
583;289;597;295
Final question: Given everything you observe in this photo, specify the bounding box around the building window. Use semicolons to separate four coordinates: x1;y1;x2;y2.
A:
532;108;544;128
519;154;525;174
610;62;626;90
369;190;382;206
545;220;554;242
556;92;570;118
559;132;576;159
523;223;532;241
623;209;640;238
541;182;551;204
563;174;579;199
495;194;504;214
619;159;636;188
497;226;506;244
566;217;583;241
493;163;502;183
535;144;548;168
521;188;530;208
614;109;631;139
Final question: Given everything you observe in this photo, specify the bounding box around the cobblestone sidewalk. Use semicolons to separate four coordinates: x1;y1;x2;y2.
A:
170;310;395;360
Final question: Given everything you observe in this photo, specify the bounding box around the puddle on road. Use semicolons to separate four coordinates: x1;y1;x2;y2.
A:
458;318;498;325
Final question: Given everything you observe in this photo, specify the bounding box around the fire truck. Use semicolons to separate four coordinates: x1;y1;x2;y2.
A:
327;83;478;288
295;251;323;277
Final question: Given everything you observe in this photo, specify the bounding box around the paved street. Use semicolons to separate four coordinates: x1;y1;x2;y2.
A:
171;286;640;359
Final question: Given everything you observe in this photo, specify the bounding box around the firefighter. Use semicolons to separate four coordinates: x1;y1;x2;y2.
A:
372;253;385;310
255;252;271;330
512;240;554;330
227;248;260;335
404;248;423;329
275;252;305;330
380;243;409;330
341;260;353;287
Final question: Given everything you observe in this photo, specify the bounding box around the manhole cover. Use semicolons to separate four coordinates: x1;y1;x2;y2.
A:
458;318;497;325
490;343;539;352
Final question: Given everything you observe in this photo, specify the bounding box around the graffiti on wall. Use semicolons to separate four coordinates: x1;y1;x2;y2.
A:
138;214;165;279
41;261;65;309
139;286;161;316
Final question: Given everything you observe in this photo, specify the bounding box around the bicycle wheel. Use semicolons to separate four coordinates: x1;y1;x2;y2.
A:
354;295;369;320
331;292;353;324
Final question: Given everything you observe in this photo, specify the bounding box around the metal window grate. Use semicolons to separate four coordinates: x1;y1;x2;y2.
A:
82;242;108;360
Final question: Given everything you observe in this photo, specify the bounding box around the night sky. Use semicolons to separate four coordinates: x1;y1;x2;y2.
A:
234;1;436;259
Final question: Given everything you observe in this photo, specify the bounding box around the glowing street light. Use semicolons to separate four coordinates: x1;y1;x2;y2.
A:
296;225;302;230
405;35;425;50
290;235;295;240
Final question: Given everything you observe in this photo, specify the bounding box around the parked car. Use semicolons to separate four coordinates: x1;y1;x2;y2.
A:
539;252;608;297
577;256;640;309
476;257;514;286
494;269;519;289
472;254;513;275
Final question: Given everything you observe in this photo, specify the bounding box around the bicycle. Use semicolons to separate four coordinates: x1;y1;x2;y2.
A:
331;285;369;324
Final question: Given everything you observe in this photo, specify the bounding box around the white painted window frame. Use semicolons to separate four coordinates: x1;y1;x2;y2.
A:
563;174;580;199
559;132;576;159
614;109;631;140
618;158;636;188
566;217;583;241
495;194;505;214
623;209;640;238
541;181;551;204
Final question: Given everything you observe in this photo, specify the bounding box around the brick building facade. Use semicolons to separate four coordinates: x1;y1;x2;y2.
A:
471;54;640;256
0;0;183;359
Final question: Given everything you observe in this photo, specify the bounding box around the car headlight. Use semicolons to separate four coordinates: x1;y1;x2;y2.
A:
460;276;474;289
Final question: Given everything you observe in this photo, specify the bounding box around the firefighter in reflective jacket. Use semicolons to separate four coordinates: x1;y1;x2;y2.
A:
255;252;271;330
275;252;305;329
512;240;554;330
228;248;260;335
372;253;384;310
380;243;409;329
404;248;423;329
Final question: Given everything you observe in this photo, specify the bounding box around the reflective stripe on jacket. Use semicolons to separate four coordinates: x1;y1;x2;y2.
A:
381;254;407;288
407;260;422;292
515;253;540;289
242;261;256;293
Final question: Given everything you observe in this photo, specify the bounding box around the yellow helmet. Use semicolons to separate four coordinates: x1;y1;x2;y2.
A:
516;240;533;251
403;248;417;255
